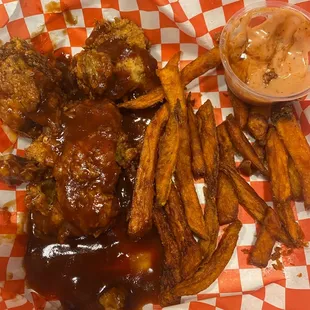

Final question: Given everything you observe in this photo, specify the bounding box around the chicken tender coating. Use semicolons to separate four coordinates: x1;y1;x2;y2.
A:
0;38;61;134
71;49;113;96
86;18;149;50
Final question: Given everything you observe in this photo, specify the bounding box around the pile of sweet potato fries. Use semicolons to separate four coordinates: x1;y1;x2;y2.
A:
122;46;310;306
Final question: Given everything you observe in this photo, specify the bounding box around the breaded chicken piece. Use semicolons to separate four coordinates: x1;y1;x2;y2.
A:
0;38;62;136
86;18;149;50
71;49;113;96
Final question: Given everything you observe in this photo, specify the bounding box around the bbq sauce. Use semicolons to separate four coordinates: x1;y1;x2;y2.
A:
24;108;163;310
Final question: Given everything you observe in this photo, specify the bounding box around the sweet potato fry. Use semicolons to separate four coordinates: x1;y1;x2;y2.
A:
155;54;183;206
187;95;205;179
274;201;305;247
165;184;202;279
216;122;238;225
169;220;242;297
156;51;182;112
153;207;182;307
288;157;303;201
228;89;249;129
272;103;310;209
199;187;219;261
266;127;291;202
250;105;271;120
217;172;239;225
181;47;221;85
247;111;269;144
217;121;235;168
118;86;164;109
226;114;269;177
153;207;181;283
119;47;221;110
249;208;276;268
197;100;219;199
156;108;180;206
175;92;207;239
238;142;265;176
128;105;169;238
220;164;292;246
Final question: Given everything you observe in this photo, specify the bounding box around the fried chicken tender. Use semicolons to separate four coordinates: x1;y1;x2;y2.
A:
71;49;113;96
71;18;159;99
86;18;149;50
0;38;61;136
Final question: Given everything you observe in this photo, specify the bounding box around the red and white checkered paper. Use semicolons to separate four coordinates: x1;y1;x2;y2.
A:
0;0;309;309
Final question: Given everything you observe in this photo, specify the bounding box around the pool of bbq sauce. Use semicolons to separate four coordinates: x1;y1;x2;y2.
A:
24;62;163;308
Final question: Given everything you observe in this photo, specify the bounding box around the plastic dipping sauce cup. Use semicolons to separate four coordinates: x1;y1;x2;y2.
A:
219;1;310;105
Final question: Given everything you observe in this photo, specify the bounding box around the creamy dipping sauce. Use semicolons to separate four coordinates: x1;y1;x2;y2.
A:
226;7;310;97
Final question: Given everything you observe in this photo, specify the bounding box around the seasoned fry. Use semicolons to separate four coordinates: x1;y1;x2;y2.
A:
197;100;219;199
220;164;292;246
159;268;181;307
187;96;205;179
199;187;219;261
288;157;303;201
153;207;181;283
170;220;242;297
181;47;221;85
119;47;221;110
128;105;169;238
217;121;235;168
249;208;276;268
247;111;268;144
226;114;269;177
155;54;183;206
238;142;265;176
217;172;239;225
157;52;182;112
250;105;271;120
274;201;305;247
153;207;182;307
175;90;207;239
118;86;164;109
156;109;180;206
216;122;238;225
272;103;310;209
228;89;249;129
165;184;202;279
266;127;291;202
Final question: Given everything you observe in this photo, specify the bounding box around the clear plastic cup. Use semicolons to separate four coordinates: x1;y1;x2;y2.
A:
219;1;310;105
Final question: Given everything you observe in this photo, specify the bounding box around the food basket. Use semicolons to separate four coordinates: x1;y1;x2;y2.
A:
0;0;309;309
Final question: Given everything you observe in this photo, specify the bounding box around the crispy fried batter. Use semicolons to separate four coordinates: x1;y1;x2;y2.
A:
274;201;305;247
156;107;180;206
0;155;46;186
99;287;127;310
272;103;310;209
288;157;303;201
165;184;202;279
199;187;219;261
155;53;182;206
187;94;205;179
249;208;276;268
220;165;292;246
266;127;291;202
128;105;169;238
228;89;249;129
86;18;149;50
226;114;269;177
118;47;221;109
217;172;239;225
197;100;219;200
167;220;242;299
216;122;238;225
